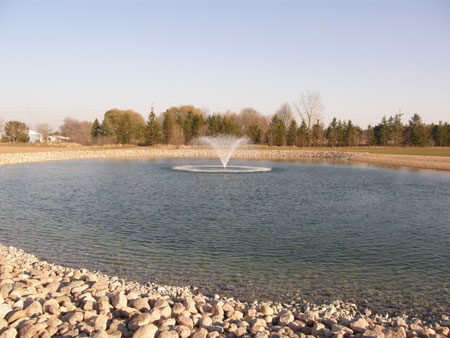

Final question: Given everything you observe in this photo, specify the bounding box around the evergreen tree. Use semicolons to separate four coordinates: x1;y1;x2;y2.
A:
405;114;427;146
297;120;309;147
248;125;262;143
286;120;298;146
432;121;450;146
366;125;375;146
345;120;360;146
311;120;325;146
91;118;102;138
207;114;241;136
145;110;162;145
326;117;338;147
267;115;286;146
337;120;345;146
374;116;389;145
387;114;404;146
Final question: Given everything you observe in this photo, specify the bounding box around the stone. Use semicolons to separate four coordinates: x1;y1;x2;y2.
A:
251;318;267;334
93;314;108;331
160;306;172;319
91;330;109;338
128;313;152;331
385;327;407;338
192;328;208;338
64;311;84;325
131;298;151;312
133;324;158;338
106;329;123;338
0;328;17;338
436;327;449;336
19;322;39;338
235;326;247;337
6;309;27;324
158;330;179;338
331;324;353;336
200;316;213;327
312;322;326;336
279;310;294;325
148;308;161;322
177;316;194;330
24;300;42;317
351;318;370;333
154;299;170;309
175;325;192;338
0;304;12;319
172;303;185;315
363;326;385;338
0;283;13;298
230;310;243;320
92;280;109;291
43;299;59;313
83;300;94;311
77;323;95;335
260;305;274;316
112;292;128;310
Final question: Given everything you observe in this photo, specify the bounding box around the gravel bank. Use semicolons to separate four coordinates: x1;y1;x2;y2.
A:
348;154;450;171
0;148;361;167
1;245;448;338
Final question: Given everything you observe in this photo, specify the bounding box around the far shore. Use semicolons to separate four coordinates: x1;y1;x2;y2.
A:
0;144;449;171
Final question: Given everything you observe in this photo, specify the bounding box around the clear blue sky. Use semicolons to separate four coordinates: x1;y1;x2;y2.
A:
1;0;449;129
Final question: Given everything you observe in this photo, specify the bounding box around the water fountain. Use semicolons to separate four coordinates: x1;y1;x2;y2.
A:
172;135;271;173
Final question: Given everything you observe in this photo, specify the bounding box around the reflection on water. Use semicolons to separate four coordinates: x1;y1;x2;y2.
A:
0;158;449;318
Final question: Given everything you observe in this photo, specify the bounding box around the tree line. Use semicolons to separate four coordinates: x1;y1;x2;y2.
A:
1;92;449;147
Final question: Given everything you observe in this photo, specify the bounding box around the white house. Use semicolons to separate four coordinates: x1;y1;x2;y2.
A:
28;130;44;143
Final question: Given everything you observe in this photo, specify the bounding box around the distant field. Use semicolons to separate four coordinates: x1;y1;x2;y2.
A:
1;143;449;157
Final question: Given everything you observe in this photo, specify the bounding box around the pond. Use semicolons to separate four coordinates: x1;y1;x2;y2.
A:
0;158;449;319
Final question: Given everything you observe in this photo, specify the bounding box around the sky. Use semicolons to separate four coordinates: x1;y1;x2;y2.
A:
0;0;449;130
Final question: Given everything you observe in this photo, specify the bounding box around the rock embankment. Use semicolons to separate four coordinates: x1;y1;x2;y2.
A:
0;148;361;166
1;245;448;338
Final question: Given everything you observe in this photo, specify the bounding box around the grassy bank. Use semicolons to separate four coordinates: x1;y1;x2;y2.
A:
257;146;450;157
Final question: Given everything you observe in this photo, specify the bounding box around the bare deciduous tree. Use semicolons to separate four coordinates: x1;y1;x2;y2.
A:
35;123;53;140
239;108;268;132
0;117;3;133
295;90;324;130
59;117;93;145
276;102;294;129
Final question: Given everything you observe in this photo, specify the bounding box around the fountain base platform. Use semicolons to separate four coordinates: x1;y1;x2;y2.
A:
172;165;271;173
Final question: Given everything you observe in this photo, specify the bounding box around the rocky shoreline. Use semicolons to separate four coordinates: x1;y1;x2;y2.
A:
0;148;361;167
1;245;449;338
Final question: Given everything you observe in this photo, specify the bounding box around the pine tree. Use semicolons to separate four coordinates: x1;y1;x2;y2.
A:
405;114;427;146
287;120;298;146
297;120;309;147
145;110;162;146
91;118;102;138
267;115;286;146
327;117;338;147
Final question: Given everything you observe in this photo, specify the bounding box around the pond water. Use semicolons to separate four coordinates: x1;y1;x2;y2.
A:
0;158;449;319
